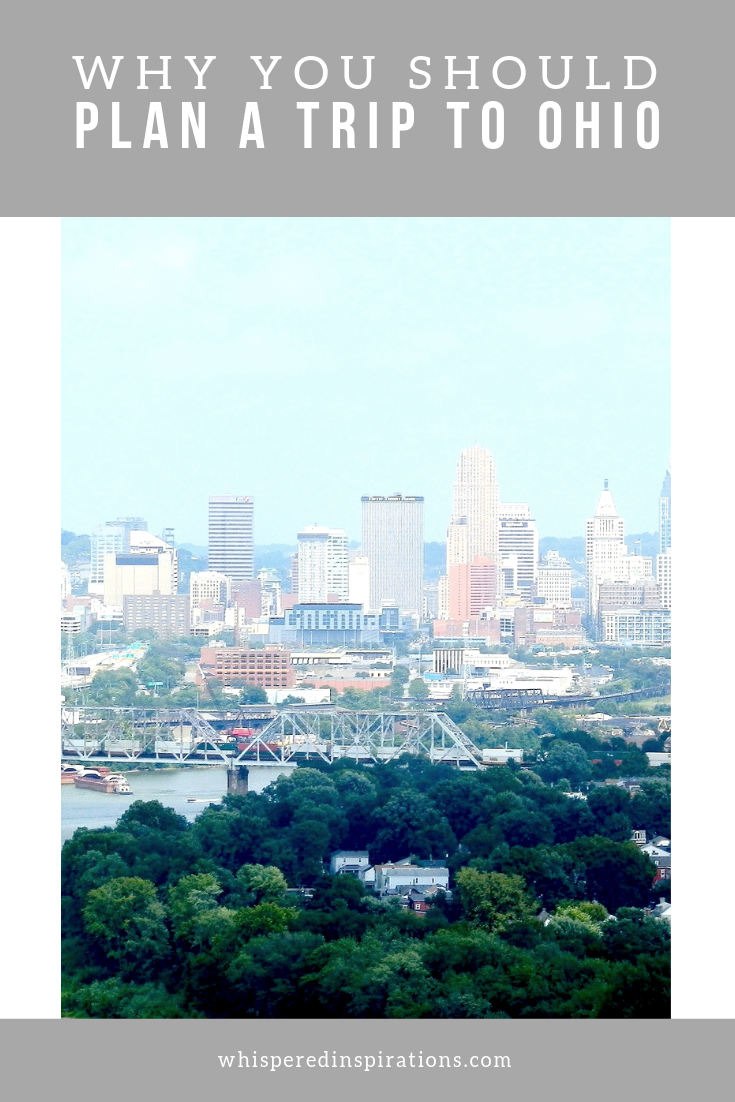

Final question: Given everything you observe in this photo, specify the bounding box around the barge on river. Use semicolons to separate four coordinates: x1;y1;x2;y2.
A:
72;768;133;794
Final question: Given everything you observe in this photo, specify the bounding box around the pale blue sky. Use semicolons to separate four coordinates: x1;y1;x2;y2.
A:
62;218;670;545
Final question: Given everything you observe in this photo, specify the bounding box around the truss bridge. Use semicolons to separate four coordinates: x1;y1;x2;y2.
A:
61;706;485;770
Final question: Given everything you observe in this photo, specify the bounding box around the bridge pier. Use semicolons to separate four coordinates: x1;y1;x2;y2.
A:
227;762;299;796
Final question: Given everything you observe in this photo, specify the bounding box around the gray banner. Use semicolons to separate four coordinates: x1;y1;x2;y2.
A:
2;1019;733;1097
1;0;732;214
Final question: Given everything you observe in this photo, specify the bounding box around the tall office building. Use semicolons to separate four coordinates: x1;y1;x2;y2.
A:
447;445;499;566
659;466;672;555
208;495;254;582
448;557;498;620
585;481;627;618
446;445;500;620
103;549;177;607
498;504;539;597
656;549;672;610
89;516;147;592
190;570;232;610
297;526;349;603
348;554;370;608
536;550;572;608
361;494;424;615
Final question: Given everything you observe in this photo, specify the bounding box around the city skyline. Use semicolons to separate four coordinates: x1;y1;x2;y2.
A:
64;466;669;554
62;218;670;542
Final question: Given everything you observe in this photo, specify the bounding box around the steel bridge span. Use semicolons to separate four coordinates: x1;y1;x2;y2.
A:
61;706;486;770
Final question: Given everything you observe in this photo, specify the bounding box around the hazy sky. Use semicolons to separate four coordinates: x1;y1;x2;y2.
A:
62;217;670;545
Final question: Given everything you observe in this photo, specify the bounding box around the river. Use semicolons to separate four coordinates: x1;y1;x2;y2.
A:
61;767;229;844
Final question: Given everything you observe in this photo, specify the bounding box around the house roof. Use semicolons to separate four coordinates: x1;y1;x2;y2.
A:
376;864;449;876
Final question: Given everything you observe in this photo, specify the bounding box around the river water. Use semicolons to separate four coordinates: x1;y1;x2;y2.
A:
61;767;229;844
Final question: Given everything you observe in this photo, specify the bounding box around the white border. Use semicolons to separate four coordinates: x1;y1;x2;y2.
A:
1;217;731;1019
671;217;733;1018
0;217;61;1018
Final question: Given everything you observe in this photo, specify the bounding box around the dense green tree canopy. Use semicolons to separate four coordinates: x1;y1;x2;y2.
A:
62;754;670;1020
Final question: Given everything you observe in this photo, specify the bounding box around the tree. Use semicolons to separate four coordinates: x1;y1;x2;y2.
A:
167;873;223;942
587;786;633;843
370;790;457;864
82;877;169;977
117;800;188;835
493;809;555;849
489;844;578;909
235;864;288;906
237;902;296;940
454;868;537;932
601;907;671;962
240;684;269;704
408;678;429;700
86;669;139;707
63;977;195;1019
595;957;670;1018
553;900;609;930
561;836;657;912
539;740;592;789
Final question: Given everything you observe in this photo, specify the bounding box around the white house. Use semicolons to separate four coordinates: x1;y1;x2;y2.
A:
329;850;371;877
373;864;449;896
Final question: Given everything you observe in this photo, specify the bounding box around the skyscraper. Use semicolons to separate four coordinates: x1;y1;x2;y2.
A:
89;516;147;592
446;445;500;616
208;495;254;582
585;481;627;619
498;503;539;597
447;445;500;565
536;551;572;608
448;557;497;620
656;550;672;610
297;526;349;603
361;494;424;615
659;466;672;555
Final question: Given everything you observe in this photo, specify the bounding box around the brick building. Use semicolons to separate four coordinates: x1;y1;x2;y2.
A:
200;645;295;688
123;593;190;637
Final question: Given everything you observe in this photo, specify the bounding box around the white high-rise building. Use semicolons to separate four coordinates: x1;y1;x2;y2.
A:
190;570;231;609
61;561;71;605
348;554;370;608
297;526;349;603
498;504;538;597
447;445;499;565
500;554;519;596
129;530;178;593
103;549;177;608
585;481;628;619
446;517;469;567
536;550;572;607
208;496;254;582
659;466;672;556
361;494;424;615
621;554;653;583
89;516;147;594
437;574;450;619
656;549;672;610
